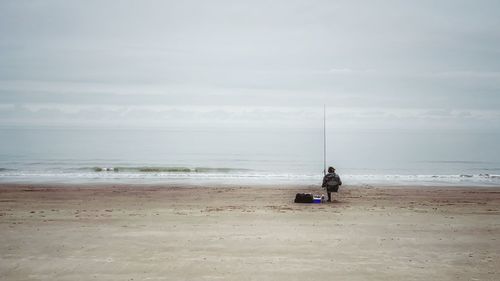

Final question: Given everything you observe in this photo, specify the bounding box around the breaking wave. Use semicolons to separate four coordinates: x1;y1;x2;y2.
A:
89;166;250;173
0;168;15;171
1;163;500;186
1;170;500;186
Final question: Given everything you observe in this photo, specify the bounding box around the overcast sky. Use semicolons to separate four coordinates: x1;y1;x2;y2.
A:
1;0;499;130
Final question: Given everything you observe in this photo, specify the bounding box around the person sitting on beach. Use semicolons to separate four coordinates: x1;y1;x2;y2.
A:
322;166;342;202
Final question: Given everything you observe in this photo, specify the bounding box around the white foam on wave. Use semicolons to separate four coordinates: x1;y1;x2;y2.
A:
1;170;500;186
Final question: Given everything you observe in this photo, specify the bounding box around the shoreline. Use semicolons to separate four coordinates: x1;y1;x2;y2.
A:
0;177;500;188
1;183;499;280
1;180;500;189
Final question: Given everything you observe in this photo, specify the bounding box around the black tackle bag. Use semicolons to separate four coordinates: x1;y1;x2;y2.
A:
294;193;313;203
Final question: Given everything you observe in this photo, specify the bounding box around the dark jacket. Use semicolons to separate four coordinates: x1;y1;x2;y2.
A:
322;172;342;192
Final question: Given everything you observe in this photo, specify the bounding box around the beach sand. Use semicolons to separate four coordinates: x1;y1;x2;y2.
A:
0;183;499;281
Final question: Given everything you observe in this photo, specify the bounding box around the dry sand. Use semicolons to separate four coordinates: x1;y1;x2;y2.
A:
0;183;499;281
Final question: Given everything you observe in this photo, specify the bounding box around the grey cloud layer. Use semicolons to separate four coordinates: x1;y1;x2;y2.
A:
1;104;498;131
1;0;499;127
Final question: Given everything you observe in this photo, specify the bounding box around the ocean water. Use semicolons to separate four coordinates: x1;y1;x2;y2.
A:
1;127;500;186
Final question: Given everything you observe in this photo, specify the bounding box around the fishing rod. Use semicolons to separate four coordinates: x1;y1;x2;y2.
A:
323;104;326;176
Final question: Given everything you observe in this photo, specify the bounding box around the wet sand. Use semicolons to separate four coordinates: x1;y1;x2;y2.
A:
0;183;499;281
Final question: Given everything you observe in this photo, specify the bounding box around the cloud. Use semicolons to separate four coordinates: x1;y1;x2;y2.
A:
1;103;499;131
1;1;500;129
328;68;354;74
434;71;500;79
